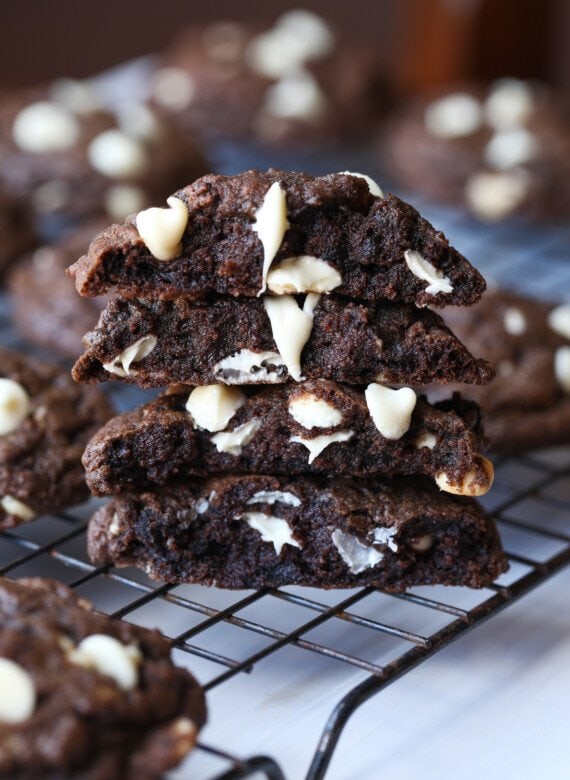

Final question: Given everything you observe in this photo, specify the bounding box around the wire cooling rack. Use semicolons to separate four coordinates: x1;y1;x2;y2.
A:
1;147;570;778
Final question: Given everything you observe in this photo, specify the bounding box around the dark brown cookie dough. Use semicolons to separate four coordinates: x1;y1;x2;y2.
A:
0;79;208;229
88;474;507;591
0;576;206;780
438;290;570;452
68;170;486;307
8;222;108;358
72;294;493;388
383;79;570;222
83;381;493;497
153;12;388;145
0;347;113;529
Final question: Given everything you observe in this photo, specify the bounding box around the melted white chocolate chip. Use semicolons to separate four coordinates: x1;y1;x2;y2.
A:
103;335;157;378
331;529;383;574
12;101;80;153
0;496;36;522
365;383;417;440
547;304;570;340
136;196;188;261
290;430;354;464
267;255;341;294
213;349;285;384
263;71;328;123
372;526;398;552
68;634;141;690
404;250;453;296
424;93;483;138
0;658;36;723
484;78;535;130
185;385;245;432
288;392;342;429
263;294;320;381
414;431;437;450
247;490;301;507
152;68;196;111
465;170;530;221
239;512;301;555
485;128;539;170
211;419;261;455
0;378;31;436
339;171;383;197
253;182;289;294
88;130;148;179
503;307;527;335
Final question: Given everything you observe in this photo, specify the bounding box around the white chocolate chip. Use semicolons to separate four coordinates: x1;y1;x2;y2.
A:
331;529;383;574
31;179;70;213
414;431;437;450
239;512;301;555
185;385;245;432
365;383;416;440
0;496;36;521
211;419;261;455
108;512;121;536
404;250;453;296
465;170;530;221
152;68;196;111
485;128;539;170
424;93;483;138
103;335;157;377
247;490;301;507
116;103;163;142
290;429;354;464
0;658;36;723
263;71;328;123
213;349;285;384
554;346;570;393
32;247;56;270
339;171;384;197
276;9;335;58
263;294;320;382
547;304;570;340
267;255;341;294
435;456;494;497
485;78;535;130
372;526;398;552
195;497;209;514
68;634;141;690
503;307;527;335
0;378;31;435
104;184;146;220
12;101;80;153
49;78;101;114
136;196;188;261
288;393;342;429
409;534;434;552
253;182;289;294
88;130;148;179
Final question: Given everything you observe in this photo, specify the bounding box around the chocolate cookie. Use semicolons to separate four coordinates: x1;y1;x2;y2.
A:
0;347;113;529
68;170;486;307
8;222;108;358
72;294;493;388
0;78;208;230
0;576;206;779
88;474;507;591
152;11;387;145
384;79;570;222
83;382;493;497
440;290;570;452
0;185;36;278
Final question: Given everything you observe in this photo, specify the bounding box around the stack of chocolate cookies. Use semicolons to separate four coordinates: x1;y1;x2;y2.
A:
69;170;507;591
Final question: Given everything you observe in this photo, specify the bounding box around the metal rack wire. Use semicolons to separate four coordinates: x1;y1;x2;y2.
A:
1;165;569;778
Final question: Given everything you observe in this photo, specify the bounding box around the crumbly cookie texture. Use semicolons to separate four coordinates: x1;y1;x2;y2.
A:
436;289;570;452
72;295;492;388
8;221;109;358
0;576;206;780
88;474;507;591
68;170;486;307
384;79;570;222
82;382;493;497
0;347;113;529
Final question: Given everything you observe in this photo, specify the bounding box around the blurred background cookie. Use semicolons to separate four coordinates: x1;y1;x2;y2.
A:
0;185;36;279
150;10;388;146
